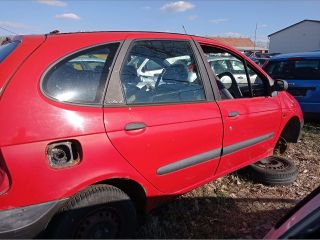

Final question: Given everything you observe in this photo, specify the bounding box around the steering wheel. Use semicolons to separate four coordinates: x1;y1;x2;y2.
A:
217;72;243;98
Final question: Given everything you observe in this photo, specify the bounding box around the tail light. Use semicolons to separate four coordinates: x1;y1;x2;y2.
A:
0;150;10;195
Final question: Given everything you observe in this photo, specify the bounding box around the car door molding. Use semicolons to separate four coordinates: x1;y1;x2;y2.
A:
157;148;222;176
223;132;274;156
157;132;274;175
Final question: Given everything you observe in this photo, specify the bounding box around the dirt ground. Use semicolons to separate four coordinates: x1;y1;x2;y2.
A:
138;120;320;239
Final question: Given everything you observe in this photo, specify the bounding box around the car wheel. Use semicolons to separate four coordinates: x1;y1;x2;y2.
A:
241;156;298;185
47;184;137;239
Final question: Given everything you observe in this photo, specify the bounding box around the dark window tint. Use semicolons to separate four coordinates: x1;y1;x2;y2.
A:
265;59;320;80
42;43;119;104
0;41;19;63
120;40;205;104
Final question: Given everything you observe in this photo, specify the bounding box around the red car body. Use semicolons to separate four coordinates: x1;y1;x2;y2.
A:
0;32;303;237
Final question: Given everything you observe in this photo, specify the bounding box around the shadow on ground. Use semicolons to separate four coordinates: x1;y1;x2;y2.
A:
137;195;297;239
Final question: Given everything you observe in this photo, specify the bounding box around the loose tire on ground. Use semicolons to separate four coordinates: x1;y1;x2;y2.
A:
47;184;137;239
239;156;298;185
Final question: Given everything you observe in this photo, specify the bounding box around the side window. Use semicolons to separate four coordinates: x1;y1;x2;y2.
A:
246;65;267;97
42;43;119;104
202;45;267;99
120;40;206;104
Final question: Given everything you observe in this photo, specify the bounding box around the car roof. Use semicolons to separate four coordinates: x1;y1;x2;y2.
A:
17;31;235;49
271;51;320;61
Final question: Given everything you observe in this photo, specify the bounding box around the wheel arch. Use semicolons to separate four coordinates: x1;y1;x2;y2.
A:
280;116;301;143
96;178;147;215
64;177;148;215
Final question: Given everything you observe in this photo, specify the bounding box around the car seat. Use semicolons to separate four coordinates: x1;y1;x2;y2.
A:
154;63;204;102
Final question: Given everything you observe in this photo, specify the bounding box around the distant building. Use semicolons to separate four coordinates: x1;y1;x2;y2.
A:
268;19;320;54
206;36;268;53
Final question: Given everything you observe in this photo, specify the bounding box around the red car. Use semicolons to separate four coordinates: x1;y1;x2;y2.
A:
0;32;303;238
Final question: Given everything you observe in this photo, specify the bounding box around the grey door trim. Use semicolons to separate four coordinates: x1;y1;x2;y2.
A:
156;132;274;175
157;148;222;176
104;39;133;106
223;132;274;156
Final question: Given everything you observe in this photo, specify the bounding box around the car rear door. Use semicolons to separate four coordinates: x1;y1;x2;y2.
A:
103;37;223;193
195;38;282;175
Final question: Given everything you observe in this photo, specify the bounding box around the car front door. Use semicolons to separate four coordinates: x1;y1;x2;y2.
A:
103;38;223;193
196;39;282;176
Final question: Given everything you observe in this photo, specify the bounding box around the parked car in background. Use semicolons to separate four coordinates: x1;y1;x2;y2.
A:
251;57;269;67
243;51;272;59
128;55;197;88
68;57;106;71
208;55;258;84
266;52;281;57
0;32;303;238
263;51;320;116
266;186;320;239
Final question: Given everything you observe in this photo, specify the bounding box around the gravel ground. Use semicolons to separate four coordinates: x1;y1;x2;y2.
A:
138;120;320;238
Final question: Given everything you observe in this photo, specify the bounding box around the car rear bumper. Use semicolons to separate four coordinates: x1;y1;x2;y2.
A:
0;199;65;238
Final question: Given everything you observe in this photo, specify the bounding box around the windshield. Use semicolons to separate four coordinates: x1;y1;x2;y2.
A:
0;41;20;63
265;59;320;80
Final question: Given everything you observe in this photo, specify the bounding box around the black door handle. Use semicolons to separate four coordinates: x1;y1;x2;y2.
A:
124;122;146;131
228;111;239;117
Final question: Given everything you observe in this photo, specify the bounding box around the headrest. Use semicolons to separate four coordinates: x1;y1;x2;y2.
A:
162;63;189;83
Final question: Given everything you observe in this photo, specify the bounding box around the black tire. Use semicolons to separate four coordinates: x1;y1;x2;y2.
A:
48;184;137;239
241;156;298;185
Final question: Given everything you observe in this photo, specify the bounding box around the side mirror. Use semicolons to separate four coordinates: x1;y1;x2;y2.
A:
273;79;288;91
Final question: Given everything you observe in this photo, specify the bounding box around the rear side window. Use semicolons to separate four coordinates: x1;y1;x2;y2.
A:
120;40;206;104
0;41;19;63
265;59;320;80
42;43;119;105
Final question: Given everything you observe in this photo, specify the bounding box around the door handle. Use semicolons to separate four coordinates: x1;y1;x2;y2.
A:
228;111;239;117
124;122;146;131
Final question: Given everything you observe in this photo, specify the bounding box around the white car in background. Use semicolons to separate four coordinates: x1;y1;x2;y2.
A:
208;56;257;84
129;55;197;85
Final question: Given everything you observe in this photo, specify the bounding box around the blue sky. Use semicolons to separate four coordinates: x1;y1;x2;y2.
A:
0;0;319;43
